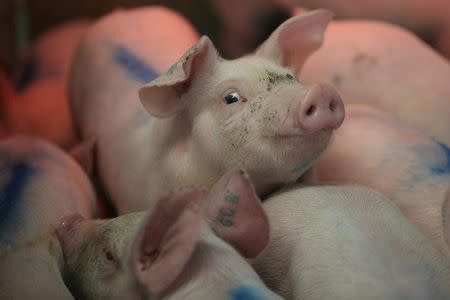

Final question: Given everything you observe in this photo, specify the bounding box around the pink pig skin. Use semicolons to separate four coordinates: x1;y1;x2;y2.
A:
251;185;450;299
299;19;450;146
69;7;343;214
16;20;91;82
3;80;77;148
306;105;450;254
57;170;282;300
0;136;96;299
212;0;450;58
1;21;91;148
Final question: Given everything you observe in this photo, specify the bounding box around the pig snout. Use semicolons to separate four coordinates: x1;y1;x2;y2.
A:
57;213;85;256
297;84;345;133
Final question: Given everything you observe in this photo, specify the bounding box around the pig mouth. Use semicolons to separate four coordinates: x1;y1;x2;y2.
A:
267;129;332;140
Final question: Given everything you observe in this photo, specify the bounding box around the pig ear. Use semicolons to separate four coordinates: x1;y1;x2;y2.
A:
256;9;333;74
205;169;269;258
138;36;217;118
68;138;96;176
131;188;204;295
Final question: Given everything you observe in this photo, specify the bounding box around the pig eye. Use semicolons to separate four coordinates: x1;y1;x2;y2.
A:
104;249;116;262
224;92;241;104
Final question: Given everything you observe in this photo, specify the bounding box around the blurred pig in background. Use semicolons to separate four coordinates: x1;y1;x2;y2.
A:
0;21;91;149
252;185;450;299
0;136;96;299
212;0;450;58
70;8;344;214
299;17;450;145
0;67;13;139
211;3;450;145
57;170;282;300
306;105;450;254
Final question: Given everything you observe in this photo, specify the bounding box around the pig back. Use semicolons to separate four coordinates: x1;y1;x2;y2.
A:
252;185;450;299
69;6;199;139
300;20;450;145
0;136;95;260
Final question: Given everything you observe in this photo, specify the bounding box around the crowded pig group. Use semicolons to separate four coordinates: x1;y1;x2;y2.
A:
1;3;450;300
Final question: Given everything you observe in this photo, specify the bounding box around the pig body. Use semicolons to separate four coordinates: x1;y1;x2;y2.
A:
212;0;450;58
1;21;91;148
307;105;450;253
0;67;12;138
16;20;91;88
58;170;282;300
70;7;344;213
2;80;76;148
299;20;450;145
251;185;450;299
0;136;96;299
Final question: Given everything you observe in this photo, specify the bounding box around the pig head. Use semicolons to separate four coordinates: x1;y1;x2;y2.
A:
57;170;281;300
138;9;344;202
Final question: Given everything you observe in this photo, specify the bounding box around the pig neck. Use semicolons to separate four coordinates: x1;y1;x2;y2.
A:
148;115;284;200
148;115;224;197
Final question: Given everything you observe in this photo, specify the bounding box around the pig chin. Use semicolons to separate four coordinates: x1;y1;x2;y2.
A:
268;128;332;152
279;131;331;172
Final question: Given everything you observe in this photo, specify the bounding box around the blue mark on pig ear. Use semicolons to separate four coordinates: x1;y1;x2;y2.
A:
16;56;39;91
430;141;450;176
110;43;159;83
228;284;272;300
0;162;36;229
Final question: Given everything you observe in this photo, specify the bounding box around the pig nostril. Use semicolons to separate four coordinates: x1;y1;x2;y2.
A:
329;100;337;112
305;105;316;116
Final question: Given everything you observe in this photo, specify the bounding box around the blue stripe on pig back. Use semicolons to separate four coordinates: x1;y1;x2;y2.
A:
430;141;450;176
110;43;159;83
228;284;272;300
0;162;36;229
16;55;39;91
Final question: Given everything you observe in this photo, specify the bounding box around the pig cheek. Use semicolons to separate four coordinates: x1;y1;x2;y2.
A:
218;112;255;157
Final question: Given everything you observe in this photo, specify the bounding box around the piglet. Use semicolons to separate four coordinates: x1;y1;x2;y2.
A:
212;0;450;58
307;105;450;253
15;20;91;86
1;21;91;148
299;18;450;145
70;7;344;214
0;136;96;299
252;185;450;299
57;170;282;300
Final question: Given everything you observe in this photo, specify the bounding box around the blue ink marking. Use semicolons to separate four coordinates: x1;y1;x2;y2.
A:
292;161;311;174
228;285;271;300
0;162;36;228
16;56;39;91
430;141;450;175
225;191;240;203
110;43;158;83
